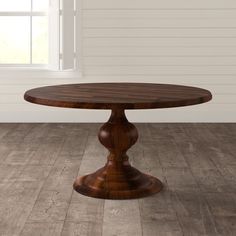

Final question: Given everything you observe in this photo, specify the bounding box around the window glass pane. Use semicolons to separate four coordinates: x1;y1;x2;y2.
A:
32;16;48;64
0;0;31;11
0;17;30;64
33;0;48;11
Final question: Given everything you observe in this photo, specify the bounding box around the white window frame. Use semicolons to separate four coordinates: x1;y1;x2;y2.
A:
0;0;82;78
0;1;48;68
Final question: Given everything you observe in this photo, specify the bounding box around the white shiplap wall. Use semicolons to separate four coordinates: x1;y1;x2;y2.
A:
0;0;236;122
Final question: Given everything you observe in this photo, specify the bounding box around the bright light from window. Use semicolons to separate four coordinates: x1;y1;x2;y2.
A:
0;1;48;65
33;0;48;12
0;17;30;63
32;17;48;64
0;0;31;11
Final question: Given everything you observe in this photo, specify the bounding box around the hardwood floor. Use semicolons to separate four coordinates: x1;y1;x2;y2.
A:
0;123;235;236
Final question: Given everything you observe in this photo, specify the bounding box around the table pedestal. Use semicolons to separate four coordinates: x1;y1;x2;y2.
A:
73;108;163;199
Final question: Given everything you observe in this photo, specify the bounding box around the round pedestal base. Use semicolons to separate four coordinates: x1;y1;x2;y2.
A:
73;164;163;200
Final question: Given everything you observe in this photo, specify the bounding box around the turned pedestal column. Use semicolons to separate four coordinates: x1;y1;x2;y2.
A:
73;108;163;199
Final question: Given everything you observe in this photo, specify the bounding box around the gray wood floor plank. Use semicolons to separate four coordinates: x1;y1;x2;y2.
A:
25;124;68;166
214;216;236;236
63;196;104;236
62;135;105;236
208;141;236;166
102;200;142;236
23;132;89;225
217;165;236;193
39;146;87;193
61;221;99;236
43;162;82;191
181;124;236;167
191;168;236;193
168;125;217;170
0;123;235;236
58;127;89;158
28;141;64;166
54;129;89;166
172;191;219;236
204;193;236;217
0;144;12;163
23;124;53;143
181;142;217;170
156;139;189;168
16;165;52;182
169;125;236;195
20;222;64;236
135;126;183;236
0;164;25;183
2;124;35;143
39;124;69;140
140;191;184;236
20;126;89;235
206;123;236;145
0;124;18;140
163;167;200;192
0;181;44;236
75;134;107;176
27;189;72;222
3;149;36;165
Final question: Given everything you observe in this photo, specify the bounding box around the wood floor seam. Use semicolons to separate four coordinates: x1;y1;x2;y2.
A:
18;134;69;235
0;124;235;236
59;131;90;236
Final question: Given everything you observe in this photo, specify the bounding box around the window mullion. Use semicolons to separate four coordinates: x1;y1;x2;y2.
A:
0;12;47;16
30;0;33;64
48;0;60;70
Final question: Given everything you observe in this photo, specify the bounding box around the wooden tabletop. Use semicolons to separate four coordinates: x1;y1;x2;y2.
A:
24;83;212;110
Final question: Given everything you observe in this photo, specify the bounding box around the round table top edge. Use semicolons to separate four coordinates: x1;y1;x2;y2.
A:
24;90;212;110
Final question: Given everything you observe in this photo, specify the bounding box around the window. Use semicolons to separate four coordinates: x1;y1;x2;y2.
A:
0;0;77;71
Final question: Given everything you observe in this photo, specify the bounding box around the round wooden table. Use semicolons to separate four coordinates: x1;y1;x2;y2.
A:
24;83;212;199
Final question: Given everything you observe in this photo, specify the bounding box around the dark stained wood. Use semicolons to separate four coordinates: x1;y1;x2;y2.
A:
24;83;212;110
73;109;163;199
24;83;212;199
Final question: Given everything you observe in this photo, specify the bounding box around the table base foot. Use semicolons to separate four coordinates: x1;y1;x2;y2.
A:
73;163;163;200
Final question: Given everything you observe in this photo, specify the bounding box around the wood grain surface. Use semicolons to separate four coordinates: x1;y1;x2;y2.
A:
0;124;235;236
24;84;212;199
73;109;163;199
24;83;212;110
74;109;163;199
